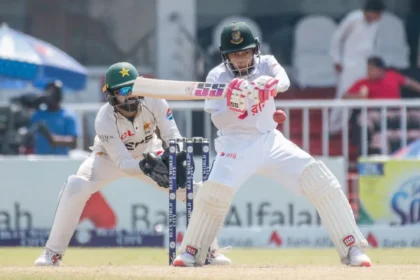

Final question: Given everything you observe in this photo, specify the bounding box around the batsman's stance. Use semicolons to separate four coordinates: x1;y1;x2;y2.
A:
34;62;230;266
173;22;371;267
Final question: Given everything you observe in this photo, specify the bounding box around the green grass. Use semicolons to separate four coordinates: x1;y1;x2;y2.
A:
0;247;419;279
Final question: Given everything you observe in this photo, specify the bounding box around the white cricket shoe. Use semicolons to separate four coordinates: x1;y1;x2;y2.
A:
173;252;196;267
210;246;232;266
173;247;232;267
347;246;372;267
34;248;62;266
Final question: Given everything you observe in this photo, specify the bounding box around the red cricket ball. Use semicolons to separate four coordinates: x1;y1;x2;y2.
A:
273;110;287;124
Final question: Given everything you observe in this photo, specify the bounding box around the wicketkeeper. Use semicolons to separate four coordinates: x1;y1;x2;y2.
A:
34;62;231;266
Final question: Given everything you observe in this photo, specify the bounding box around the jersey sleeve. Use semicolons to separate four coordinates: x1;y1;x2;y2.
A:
95;112;142;176
152;99;183;148
266;55;290;92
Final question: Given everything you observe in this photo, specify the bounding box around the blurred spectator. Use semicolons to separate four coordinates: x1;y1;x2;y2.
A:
28;81;79;155
344;57;420;100
329;0;387;133
344;57;420;155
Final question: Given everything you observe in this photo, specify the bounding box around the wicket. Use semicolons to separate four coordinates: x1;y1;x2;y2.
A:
168;137;210;265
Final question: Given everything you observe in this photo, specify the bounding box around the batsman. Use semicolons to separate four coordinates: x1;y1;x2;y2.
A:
173;22;372;267
34;62;230;266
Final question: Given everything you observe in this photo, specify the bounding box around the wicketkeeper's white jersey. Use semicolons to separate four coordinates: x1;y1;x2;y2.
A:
204;55;290;135
90;99;182;175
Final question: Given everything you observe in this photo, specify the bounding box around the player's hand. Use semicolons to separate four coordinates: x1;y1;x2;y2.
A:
161;148;194;189
249;76;279;103
226;78;249;113
139;153;169;188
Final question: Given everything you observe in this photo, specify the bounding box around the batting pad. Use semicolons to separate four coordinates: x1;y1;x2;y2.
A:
178;181;234;265
300;161;368;264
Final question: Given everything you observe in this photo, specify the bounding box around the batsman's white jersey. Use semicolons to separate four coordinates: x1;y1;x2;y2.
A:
205;55;289;134
205;55;315;192
177;55;370;266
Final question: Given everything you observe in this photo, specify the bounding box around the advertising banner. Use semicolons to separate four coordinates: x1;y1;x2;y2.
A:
173;225;420;249
358;158;420;226
0;156;347;249
0;157;344;234
0;229;164;247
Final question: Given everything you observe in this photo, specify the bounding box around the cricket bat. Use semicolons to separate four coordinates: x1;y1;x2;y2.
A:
132;77;228;100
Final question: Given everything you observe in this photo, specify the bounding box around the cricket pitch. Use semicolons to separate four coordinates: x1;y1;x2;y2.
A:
0;248;419;280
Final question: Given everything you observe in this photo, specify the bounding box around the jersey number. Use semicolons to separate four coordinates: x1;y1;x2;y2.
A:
125;134;153;150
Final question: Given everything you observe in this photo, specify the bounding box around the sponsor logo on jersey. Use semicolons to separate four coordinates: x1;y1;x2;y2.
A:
220;152;237;159
120;130;135;140
125;134;154;150
166;108;173;120
251;102;265;115
236;102;266;120
143;121;153;134
98;135;114;143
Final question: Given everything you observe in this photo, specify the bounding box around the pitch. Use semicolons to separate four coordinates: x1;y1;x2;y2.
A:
0;248;419;280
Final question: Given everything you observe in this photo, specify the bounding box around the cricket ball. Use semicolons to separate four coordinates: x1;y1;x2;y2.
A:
273;110;287;124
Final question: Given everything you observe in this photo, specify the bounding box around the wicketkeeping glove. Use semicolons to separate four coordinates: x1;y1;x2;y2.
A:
226;78;250;114
139;153;170;188
249;75;279;104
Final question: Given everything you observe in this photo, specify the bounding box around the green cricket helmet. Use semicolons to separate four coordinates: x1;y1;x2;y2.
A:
102;62;143;113
219;21;260;77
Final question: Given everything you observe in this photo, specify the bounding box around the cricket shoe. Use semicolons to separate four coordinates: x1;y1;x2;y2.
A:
209;246;232;266
347;246;372;267
34;248;62;266
173;247;232;267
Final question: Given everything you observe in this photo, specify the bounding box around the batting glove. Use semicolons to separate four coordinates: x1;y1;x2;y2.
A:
249;75;279;104
226;78;250;114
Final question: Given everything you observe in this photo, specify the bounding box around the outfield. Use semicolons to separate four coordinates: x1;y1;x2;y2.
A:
0;248;419;279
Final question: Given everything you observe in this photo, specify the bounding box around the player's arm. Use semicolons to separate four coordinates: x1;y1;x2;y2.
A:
330;11;359;72
152;99;183;150
145;99;194;188
95;115;143;175
95;115;170;187
248;56;290;103
267;56;290;93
